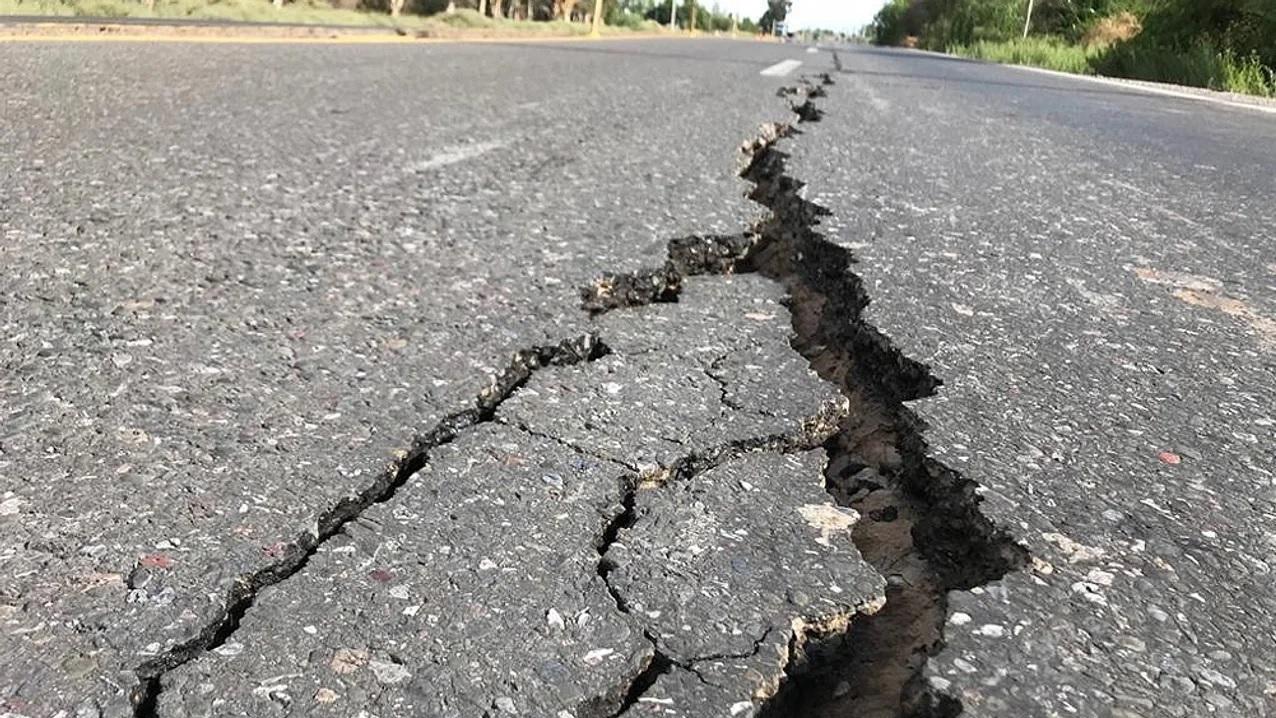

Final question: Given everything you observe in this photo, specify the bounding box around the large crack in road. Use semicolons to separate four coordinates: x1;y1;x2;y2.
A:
585;70;1029;716
737;76;1029;718
126;60;1025;718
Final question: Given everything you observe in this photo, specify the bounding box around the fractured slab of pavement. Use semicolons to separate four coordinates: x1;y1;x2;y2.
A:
153;270;883;717
159;423;647;718
0;40;802;716
501;275;846;478
610;451;884;717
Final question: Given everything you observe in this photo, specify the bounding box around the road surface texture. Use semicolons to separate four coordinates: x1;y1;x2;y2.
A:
1;37;1273;718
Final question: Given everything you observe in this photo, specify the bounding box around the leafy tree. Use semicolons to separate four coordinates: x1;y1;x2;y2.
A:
641;0;734;29
1138;0;1276;66
644;0;677;24
1028;0;1125;40
870;0;921;44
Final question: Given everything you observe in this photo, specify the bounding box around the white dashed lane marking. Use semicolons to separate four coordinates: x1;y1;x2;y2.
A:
760;59;803;77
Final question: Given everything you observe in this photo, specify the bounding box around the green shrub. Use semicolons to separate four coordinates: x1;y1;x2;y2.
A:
1222;51;1276;96
72;0;133;16
924;0;1022;48
870;0;1276;97
606;9;646;29
433;7;494;27
1133;0;1276;71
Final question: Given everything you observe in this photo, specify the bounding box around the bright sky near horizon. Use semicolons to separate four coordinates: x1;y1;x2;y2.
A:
708;0;888;33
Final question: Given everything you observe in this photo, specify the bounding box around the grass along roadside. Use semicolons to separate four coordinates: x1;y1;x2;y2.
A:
0;0;666;35
951;38;1276;97
1096;43;1276;98
950;37;1098;76
873;1;1276;99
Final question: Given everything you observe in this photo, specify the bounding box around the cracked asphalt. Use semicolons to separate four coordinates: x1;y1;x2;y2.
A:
2;37;1274;718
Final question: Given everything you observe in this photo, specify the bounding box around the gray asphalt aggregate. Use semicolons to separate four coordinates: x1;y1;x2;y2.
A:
3;34;1274;718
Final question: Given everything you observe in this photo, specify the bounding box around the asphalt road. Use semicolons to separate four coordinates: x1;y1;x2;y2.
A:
1;36;1273;718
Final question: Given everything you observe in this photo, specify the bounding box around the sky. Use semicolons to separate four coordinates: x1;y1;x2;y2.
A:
710;0;888;33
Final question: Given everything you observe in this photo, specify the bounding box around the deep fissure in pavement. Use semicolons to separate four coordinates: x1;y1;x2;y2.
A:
739;81;1028;718
602;640;674;718
132;68;1023;718
129;335;610;716
582;74;1028;715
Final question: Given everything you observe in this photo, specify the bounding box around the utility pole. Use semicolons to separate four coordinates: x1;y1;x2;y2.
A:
1022;0;1034;38
589;0;603;36
689;1;695;34
668;0;676;29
